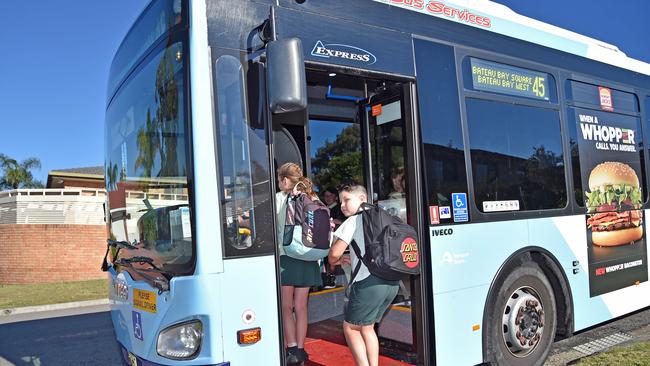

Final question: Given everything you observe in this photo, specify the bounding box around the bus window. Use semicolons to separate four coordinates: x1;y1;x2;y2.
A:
108;0;183;99
105;40;194;276
646;96;650;202
414;39;468;220
565;80;639;114
214;55;274;257
466;99;566;212
566;80;646;206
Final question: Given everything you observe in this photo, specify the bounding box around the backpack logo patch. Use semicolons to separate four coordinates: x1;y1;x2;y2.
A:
306;210;314;243
400;237;419;269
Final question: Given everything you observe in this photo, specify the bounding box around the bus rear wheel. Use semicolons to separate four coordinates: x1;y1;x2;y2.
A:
485;261;557;366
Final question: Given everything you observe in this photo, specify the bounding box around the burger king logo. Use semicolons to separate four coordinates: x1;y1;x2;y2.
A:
400;237;419;269
599;86;613;111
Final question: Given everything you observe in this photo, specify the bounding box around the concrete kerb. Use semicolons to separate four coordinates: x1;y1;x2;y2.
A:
1;298;110;316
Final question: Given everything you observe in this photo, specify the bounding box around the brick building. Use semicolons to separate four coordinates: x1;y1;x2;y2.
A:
0;166;107;285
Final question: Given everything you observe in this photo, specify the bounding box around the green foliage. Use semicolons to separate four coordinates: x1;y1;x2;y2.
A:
0;153;44;190
106;161;118;191
311;125;364;191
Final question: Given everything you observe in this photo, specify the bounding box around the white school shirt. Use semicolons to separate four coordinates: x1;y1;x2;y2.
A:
276;191;288;255
334;215;370;284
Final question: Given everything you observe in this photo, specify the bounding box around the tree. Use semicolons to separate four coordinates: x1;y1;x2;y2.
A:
134;44;181;180
0;153;44;190
311;125;364;191
106;161;118;191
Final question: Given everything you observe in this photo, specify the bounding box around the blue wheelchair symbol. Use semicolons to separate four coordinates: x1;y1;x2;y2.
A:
452;193;466;208
132;311;143;341
451;193;468;222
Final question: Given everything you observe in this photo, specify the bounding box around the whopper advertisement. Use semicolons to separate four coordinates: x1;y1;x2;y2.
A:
574;107;648;297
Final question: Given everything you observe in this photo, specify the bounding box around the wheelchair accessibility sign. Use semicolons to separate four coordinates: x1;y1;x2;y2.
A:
451;193;468;222
132;311;143;341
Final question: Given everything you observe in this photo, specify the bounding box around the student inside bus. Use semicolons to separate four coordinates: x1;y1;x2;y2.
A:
328;183;400;366
322;186;346;227
275;162;322;364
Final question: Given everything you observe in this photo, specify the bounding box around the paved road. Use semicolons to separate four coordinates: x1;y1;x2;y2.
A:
0;307;648;365
0;311;122;366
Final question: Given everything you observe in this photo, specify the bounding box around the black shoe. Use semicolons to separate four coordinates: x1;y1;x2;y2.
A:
296;348;309;363
286;346;301;365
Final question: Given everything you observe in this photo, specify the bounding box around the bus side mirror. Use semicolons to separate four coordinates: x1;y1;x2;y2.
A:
266;38;307;114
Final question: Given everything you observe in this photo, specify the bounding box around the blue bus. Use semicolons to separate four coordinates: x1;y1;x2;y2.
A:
104;1;650;365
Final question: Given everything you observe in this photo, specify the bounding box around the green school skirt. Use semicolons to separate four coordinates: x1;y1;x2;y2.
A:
280;255;322;288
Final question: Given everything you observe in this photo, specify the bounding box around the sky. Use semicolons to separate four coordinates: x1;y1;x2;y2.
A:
0;1;148;184
1;0;649;184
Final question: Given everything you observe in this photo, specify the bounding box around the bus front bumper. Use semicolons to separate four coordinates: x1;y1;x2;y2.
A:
119;344;230;366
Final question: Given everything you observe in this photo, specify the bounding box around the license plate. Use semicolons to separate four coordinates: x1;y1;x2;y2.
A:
128;352;138;366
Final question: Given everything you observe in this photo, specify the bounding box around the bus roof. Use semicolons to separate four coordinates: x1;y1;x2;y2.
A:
377;0;650;76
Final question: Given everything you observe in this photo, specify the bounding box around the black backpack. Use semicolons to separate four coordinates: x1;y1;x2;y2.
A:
349;203;420;282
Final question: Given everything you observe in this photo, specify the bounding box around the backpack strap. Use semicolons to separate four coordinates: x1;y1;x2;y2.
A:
345;203;375;296
346;239;364;297
350;202;374;215
285;193;296;226
292;181;307;196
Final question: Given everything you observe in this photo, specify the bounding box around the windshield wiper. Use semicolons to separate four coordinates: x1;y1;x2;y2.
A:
101;239;139;272
114;256;171;294
120;256;165;272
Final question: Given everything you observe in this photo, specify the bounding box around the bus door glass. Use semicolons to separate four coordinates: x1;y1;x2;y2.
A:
362;88;410;223
360;85;417;351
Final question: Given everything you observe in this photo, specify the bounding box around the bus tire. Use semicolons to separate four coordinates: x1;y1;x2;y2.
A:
485;261;557;366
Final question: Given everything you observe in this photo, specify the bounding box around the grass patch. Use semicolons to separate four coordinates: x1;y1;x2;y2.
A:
573;342;650;366
0;279;108;309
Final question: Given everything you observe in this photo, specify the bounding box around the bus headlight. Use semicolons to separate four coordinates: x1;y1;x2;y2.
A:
156;320;203;360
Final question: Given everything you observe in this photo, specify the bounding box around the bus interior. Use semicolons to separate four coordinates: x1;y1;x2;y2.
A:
271;68;426;365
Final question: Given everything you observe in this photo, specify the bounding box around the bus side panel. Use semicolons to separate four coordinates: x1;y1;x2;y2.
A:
532;216;608;330
432;287;489;366
545;215;650;330
431;215;650;366
430;220;527;366
220;255;280;365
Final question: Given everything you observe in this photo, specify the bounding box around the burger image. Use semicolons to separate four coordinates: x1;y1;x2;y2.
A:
585;162;643;246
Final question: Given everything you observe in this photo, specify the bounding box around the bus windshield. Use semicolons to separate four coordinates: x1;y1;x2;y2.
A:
105;36;192;276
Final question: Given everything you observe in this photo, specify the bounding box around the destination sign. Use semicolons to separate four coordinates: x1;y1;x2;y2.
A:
470;58;550;101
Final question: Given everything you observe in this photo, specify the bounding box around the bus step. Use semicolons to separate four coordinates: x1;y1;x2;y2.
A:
305;319;414;366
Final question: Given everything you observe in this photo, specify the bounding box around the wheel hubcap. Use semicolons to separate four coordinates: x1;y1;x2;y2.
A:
502;286;545;357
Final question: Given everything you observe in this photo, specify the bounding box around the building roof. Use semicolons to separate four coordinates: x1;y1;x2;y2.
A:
47;166;104;188
49;166;104;176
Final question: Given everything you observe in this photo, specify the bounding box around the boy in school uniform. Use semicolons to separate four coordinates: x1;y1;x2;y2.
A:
328;183;400;366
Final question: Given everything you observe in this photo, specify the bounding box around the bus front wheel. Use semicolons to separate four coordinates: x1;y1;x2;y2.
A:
485;261;557;366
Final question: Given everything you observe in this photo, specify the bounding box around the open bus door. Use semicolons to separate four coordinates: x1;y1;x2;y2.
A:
359;83;431;365
266;37;430;362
